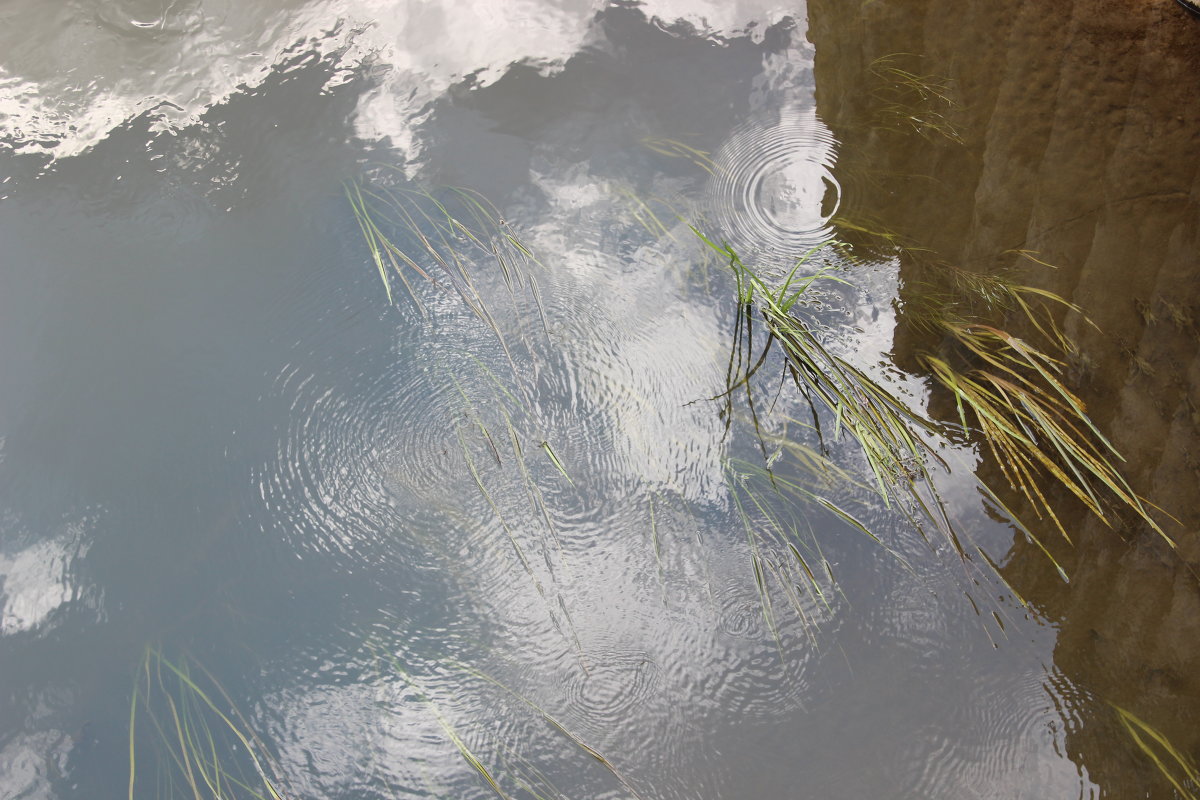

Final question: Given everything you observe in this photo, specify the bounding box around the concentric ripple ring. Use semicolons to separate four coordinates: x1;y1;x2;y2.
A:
705;107;841;265
255;349;469;569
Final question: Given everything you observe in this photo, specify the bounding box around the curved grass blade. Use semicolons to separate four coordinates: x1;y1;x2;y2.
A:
1113;704;1199;800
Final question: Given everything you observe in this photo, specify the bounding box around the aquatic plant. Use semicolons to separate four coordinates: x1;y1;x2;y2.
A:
129;648;289;800
610;181;689;245
904;255;1174;552
344;178;546;368
696;229;1170;584
129;642;640;800
867;53;963;144
444;365;586;661
698;229;955;531
724;453;872;644
641;136;722;176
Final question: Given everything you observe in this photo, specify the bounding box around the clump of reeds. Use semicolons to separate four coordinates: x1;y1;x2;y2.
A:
129;648;289;800
904;256;1174;552
697;229;1171;586
344;178;546;359
697;229;956;539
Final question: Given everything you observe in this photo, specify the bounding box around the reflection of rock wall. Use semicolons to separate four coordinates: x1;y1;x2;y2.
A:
808;0;1200;794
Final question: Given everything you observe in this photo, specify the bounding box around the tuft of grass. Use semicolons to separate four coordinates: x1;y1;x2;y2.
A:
696;228;957;540
695;228;1170;586
129;648;288;800
344;178;547;368
905;256;1175;551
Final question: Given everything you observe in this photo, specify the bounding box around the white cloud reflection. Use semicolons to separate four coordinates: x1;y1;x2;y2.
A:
0;516;95;636
0;0;797;159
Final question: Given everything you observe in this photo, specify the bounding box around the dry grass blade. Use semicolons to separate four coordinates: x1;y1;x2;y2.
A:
1112;704;1200;800
909;274;1174;549
696;227;1168;592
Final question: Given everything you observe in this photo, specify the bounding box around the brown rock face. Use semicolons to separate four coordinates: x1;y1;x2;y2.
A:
808;0;1200;794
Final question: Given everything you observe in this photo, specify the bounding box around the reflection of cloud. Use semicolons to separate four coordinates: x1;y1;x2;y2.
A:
266;681;399;797
0;0;796;160
0;730;72;800
0;515;96;636
525;167;729;503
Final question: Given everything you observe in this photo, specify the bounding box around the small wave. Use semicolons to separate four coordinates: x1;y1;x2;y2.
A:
563;648;661;726
705;107;841;267
255;346;469;568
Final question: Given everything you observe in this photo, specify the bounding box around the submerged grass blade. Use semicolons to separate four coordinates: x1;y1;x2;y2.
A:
345;179;544;381
449;660;648;800
1113;704;1200;800
131;649;286;800
641;137;721;175
388;659;514;800
128;673;139;800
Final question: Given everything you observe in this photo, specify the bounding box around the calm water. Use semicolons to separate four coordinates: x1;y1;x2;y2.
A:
2;1;1197;798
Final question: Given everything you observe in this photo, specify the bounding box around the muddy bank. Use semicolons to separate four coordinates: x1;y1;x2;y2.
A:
808;0;1200;793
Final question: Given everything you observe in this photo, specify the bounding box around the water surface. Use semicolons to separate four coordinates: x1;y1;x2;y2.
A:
2;1;1197;798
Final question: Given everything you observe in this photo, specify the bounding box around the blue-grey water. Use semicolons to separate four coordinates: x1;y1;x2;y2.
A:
2;1;1197;798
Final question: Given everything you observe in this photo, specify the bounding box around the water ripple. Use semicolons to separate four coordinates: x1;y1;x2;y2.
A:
94;0;207;36
705;107;841;266
713;583;771;641
563;648;661;727
897;663;1094;798
256;345;467;568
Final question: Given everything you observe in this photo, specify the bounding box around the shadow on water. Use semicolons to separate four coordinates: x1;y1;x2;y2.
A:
809;0;1200;794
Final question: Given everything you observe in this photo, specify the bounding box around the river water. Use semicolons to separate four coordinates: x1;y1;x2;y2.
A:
1;1;1197;798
